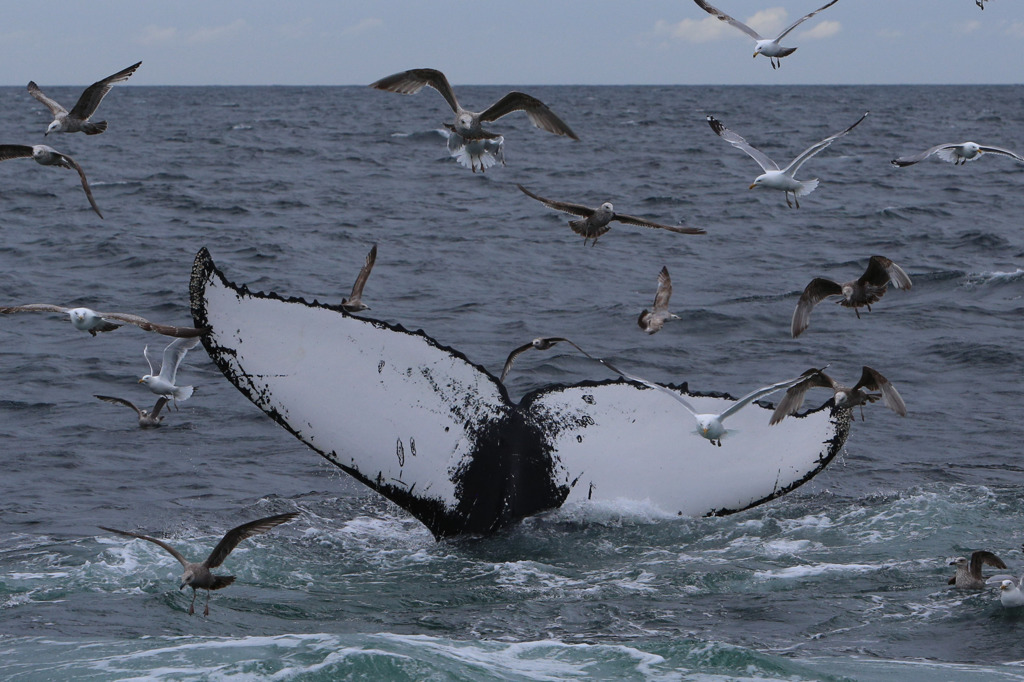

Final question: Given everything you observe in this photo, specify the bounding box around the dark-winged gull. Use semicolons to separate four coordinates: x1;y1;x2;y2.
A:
370;68;578;172
692;0;840;69
769;366;906;424
28;61;141;136
976;0;990;9
707;112;867;208
139;337;201;406
0;144;103;217
99;512;298;616
517;184;705;245
341;244;377;313
638;266;680;335
95;394;169;428
499;337;593;383
949;550;1007;589
791;255;911;337
0;304;207;337
891;142;1024;167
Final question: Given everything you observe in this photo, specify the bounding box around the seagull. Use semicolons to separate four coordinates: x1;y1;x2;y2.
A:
139;337;201;406
891;142;1024;167
769;366;906;424
692;0;840;69
0;145;103;217
95;395;169;428
599;359;805;446
370;68;578;172
985;575;1024;608
707;112;867;207
949;551;1007;589
99;512;298;616
28;61;141;136
638;266;680;335
0;304;207;337
976;0;990;9
517;184;705;245
341;244;377;313
499;337;593;383
791;255;912;337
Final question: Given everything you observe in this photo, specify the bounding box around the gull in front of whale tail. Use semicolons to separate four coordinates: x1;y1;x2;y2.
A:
341;244;377;313
0;303;208;337
638;266;681;335
139;337;201;407
769;365;906;424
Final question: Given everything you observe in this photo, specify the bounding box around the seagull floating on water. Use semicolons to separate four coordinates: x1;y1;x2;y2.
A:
99;512;298;616
370;68;578;172
0;145;103;217
638;266;680;335
985;575;1024;607
891;142;1024;168
769;366;906;424
707;112;867;208
949;550;1007;589
139;337;201;406
28;61;141;136
499;337;593;383
692;0;840;69
95;394;169;428
0;304;207;337
341;244;377;313
517;184;704;245
791;255;911;337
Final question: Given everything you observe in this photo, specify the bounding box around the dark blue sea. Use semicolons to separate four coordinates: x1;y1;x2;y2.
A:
2;83;1024;680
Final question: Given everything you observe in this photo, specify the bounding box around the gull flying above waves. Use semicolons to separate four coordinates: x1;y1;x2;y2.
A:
341;244;377;313
891;142;1024;167
0;145;103;217
499;337;594;383
140;337;201;407
28;61;141;136
95;394;169;428
791;255;911;337
769;365;906;425
949;550;1007;589
692;0;840;69
707;112;867;208
517;184;705;245
638;266;680;335
370;68;578;172
99;512;298;616
0;304;208;337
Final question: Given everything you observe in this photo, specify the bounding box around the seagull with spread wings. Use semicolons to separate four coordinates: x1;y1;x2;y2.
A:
949;550;1007;590
95;395;169;428
0;303;207;337
892;141;1024;168
0;145;103;217
638;266;680;335
28;61;141;136
139;337;201;406
499;337;594;384
769;366;906;424
341;244;377;313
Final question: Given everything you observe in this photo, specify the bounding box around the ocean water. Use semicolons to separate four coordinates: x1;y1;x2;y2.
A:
2;83;1024;680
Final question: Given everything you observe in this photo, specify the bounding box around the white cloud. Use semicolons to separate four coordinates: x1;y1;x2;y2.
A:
799;20;841;41
1009;22;1024;38
134;24;177;46
187;19;249;45
654;7;790;43
343;17;382;36
746;8;787;37
279;18;313;41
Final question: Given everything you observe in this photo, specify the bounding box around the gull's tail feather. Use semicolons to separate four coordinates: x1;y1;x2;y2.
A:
173;385;194;402
82;121;108;135
795;179;820;197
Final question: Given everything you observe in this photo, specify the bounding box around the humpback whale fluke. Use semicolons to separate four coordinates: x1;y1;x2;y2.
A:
189;248;850;539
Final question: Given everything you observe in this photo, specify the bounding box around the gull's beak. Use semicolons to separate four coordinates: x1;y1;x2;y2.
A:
179;583;187;590
753;53;758;59
748;183;757;190
138;378;145;384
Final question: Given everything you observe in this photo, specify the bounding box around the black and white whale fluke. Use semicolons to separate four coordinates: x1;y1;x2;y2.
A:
189;248;851;540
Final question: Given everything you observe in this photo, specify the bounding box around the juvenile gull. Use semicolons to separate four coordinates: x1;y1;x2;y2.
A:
95;394;169;428
99;512;298;616
769;366;906;424
791;255;911;337
517;184;705;245
499;337;592;383
139;337;201;406
892;142;1024;167
692;0;840;69
28;61;141;136
949;550;1007;589
0;304;207;337
341;244;377;313
0;144;103;217
638;266;680;335
707;112;867;208
370;68;578;172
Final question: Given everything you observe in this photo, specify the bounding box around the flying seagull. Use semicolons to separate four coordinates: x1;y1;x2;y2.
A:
370;68;578;172
139;337;201;406
707;112;867;208
341;244;377;313
769;366;906;424
499;337;593;383
692;0;840;69
28;61;141;136
0;304;208;337
517;184;705;245
891;142;1024;168
949;550;1007;589
976;0;990;9
791;255;912;337
0;145;103;217
99;512;298;616
95;394;169;428
638;266;680;335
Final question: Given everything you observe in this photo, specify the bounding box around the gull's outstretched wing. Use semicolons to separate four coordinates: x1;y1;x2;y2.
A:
347;244;377;304
783;111;868;177
969;550;1007;579
769;367;833;425
98;312;206;337
47;151;103;218
853;366;907;417
158;337;200;384
891;143;957;167
0;303;71;315
860;256;912;290
479;93;579;139
719;374;805;421
98;526;189;568
0;145;36;162
692;0;763;40
791;278;843;338
68;61;142;120
977;145;1024;164
774;0;840;41
369;68;460;113
26;82;67;116
517;184;595;218
706;116;779;172
611;213;707;235
500;337;594;383
596;358;699;417
203;512;298;569
652;266;673;313
94;394;143;417
150;397;169;419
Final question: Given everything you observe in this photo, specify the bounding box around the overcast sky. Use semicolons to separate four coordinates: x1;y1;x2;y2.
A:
0;1;1020;86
